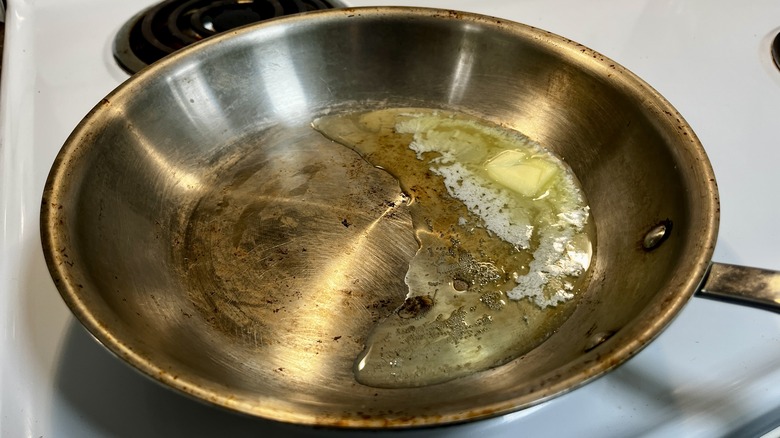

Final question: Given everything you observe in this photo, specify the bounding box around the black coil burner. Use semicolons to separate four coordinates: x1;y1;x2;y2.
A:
113;0;344;74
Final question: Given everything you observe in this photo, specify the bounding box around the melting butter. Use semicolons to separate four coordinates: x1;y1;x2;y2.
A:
312;108;594;388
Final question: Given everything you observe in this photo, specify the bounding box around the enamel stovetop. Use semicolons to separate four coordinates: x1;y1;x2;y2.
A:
1;1;780;436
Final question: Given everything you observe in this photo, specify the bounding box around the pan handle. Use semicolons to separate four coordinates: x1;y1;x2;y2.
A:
696;262;780;313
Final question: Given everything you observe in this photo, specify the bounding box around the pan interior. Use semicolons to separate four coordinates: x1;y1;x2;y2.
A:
42;8;717;427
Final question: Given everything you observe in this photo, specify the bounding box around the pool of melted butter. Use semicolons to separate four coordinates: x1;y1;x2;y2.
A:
312;108;594;388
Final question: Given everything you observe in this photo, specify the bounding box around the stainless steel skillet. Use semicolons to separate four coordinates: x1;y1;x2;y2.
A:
40;7;779;428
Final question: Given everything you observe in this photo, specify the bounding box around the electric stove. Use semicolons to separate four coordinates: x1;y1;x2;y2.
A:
2;1;780;436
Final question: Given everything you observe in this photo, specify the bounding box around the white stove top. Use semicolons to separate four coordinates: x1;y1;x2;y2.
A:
2;1;780;436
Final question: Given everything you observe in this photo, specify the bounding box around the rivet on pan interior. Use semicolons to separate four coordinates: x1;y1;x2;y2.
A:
584;331;615;352
643;220;673;251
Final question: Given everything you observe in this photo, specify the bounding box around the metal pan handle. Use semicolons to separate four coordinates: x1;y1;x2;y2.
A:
696;263;780;313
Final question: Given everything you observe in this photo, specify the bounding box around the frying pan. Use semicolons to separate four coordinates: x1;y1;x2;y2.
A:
40;7;780;428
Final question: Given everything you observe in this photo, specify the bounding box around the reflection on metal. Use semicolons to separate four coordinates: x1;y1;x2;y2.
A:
256;35;310;122
447;24;480;105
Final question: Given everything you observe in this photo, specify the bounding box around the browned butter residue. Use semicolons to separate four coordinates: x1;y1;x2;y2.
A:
313;108;594;388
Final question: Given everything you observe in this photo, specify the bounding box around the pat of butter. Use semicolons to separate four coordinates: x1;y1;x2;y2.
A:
485;150;558;197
